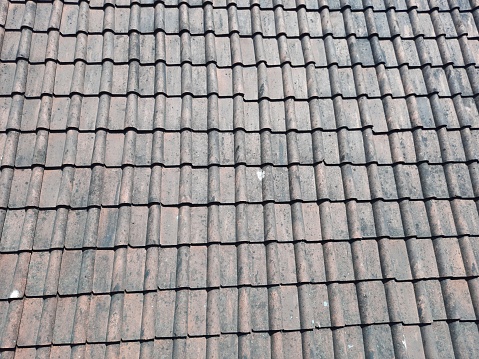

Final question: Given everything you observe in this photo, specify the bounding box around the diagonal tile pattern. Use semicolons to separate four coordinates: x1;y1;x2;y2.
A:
1;0;479;357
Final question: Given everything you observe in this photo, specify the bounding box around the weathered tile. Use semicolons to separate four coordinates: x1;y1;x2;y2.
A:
0;3;477;356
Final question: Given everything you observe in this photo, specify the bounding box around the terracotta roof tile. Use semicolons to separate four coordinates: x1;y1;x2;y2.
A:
0;0;479;356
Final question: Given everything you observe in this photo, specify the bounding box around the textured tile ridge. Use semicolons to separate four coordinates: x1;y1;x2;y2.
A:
1;0;479;357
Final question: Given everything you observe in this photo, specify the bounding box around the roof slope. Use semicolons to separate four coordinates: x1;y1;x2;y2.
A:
1;0;479;357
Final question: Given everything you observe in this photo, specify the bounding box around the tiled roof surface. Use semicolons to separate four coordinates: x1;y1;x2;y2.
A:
1;0;479;357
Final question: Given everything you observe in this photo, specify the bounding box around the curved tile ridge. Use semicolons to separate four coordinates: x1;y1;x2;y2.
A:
227;3;254;357
203;2;222;357
171;3;194;358
250;2;286;358
147;0;167;221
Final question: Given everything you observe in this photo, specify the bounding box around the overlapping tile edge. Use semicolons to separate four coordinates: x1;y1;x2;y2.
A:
1;0;479;358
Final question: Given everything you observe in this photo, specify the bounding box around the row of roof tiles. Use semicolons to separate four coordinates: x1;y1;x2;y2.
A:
0;281;477;344
2;1;478;134
3;35;479;69
2;165;479;204
6;0;477;11
1;60;477;102
2;0;479;11
3;5;479;40
1;199;478;248
1;96;478;132
5;0;478;10
2;1;479;41
1;236;479;291
1;63;476;99
2;322;478;359
5;128;479;165
3;9;478;99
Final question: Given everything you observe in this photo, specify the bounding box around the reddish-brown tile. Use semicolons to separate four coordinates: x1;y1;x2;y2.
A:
124;247;146;292
52;296;77;344
58;250;82;295
121;293;143;341
0;3;478;357
87;295;111;343
155;290;175;338
0;254;17;299
92;250;114;294
25;251;49;296
17;298;42;347
1;210;25;252
39;170;62;208
159;207;179;246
